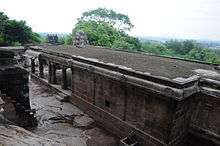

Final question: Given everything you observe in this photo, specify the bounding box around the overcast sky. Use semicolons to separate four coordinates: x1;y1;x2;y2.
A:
1;0;220;40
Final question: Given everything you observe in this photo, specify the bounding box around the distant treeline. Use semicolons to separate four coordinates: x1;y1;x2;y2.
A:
141;40;220;64
1;10;219;64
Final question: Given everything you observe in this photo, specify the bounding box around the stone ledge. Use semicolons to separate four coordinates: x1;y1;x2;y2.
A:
39;53;199;100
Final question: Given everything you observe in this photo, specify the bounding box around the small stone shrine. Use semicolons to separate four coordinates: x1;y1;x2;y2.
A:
74;31;88;48
47;34;58;44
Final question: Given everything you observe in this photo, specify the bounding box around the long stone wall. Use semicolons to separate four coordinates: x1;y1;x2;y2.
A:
70;62;197;145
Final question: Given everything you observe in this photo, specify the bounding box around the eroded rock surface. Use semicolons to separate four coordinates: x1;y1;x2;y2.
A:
29;79;118;146
0;78;118;146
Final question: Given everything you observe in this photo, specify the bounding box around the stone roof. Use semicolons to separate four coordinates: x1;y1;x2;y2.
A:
41;45;220;80
0;46;24;51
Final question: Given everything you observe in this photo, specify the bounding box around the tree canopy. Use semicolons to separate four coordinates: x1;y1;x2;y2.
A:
72;8;141;50
164;40;200;55
72;20;141;50
0;12;40;46
142;40;220;64
78;8;134;31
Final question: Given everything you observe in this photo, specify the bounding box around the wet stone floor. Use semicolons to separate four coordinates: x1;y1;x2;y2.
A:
28;78;118;146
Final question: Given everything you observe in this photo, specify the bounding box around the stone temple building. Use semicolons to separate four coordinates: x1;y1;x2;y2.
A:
24;44;220;146
47;34;59;44
1;44;220;146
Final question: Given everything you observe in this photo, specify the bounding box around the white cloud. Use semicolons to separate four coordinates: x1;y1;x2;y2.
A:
0;0;220;40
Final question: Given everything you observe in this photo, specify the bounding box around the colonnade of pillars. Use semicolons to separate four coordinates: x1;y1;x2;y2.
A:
31;57;70;91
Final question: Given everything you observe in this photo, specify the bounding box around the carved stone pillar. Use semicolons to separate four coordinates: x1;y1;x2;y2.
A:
61;66;67;90
51;63;57;84
48;61;52;83
39;57;44;78
71;67;74;92
31;58;35;74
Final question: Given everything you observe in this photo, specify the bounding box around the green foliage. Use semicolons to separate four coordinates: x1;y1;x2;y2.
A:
79;8;133;31
0;12;9;32
38;34;47;43
164;40;201;55
72;8;141;50
182;40;197;54
30;32;41;43
72;20;141;50
58;36;65;44
188;48;220;64
142;42;174;55
73;21;118;46
142;40;220;64
0;12;8;46
122;34;142;50
112;39;134;50
0;12;41;46
0;33;5;45
210;48;220;56
64;34;73;45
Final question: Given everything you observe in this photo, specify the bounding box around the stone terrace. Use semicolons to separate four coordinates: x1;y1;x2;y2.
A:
39;45;219;80
25;45;220;146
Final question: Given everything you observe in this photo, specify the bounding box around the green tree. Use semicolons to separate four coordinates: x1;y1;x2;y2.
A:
182;40;198;55
58;36;65;44
142;42;173;55
0;12;9;32
73;21;119;46
4;20;41;45
0;12;9;45
0;12;41;46
123;34;142;50
72;20;141;50
165;39;199;55
165;40;183;55
188;48;220;63
78;8;134;31
142;39;220;64
64;34;73;45
72;8;141;50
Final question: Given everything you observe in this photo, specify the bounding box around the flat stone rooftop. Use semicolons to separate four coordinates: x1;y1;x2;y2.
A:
39;45;220;80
